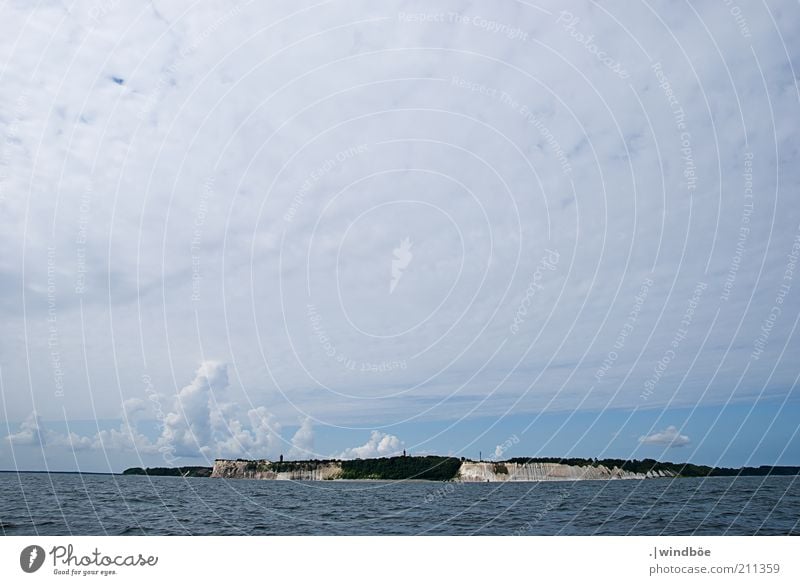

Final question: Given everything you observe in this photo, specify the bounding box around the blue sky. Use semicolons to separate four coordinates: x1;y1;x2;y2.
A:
1;1;799;472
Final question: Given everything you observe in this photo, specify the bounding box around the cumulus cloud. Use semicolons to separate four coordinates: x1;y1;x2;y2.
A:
5;362;290;462
288;417;314;459
160;361;229;457
339;431;404;459
212;406;282;459
5;412;45;446
50;431;96;452
138;361;283;459
121;398;148;420
639;426;690;448
4;409;157;454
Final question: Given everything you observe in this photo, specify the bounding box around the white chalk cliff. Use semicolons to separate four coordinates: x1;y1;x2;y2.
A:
211;459;675;481
456;461;675;482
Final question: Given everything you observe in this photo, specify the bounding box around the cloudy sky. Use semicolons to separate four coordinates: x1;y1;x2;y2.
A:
1;1;798;471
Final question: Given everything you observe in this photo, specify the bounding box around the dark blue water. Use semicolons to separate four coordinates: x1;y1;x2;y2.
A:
0;473;797;535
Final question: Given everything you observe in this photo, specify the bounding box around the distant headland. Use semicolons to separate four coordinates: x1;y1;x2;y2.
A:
121;456;800;482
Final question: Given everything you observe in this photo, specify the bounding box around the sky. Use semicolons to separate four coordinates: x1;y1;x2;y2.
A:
1;0;799;472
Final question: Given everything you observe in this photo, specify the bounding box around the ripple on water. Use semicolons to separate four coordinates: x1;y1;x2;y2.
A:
0;474;797;535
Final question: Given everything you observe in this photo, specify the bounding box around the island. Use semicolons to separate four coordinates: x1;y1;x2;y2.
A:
122;466;213;478
121;456;800;482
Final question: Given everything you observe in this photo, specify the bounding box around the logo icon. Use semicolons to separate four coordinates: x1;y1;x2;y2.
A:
20;545;45;573
390;237;413;294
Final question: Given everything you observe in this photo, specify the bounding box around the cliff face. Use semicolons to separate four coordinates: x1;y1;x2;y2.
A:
211;459;342;480
211;459;675;481
457;462;675;482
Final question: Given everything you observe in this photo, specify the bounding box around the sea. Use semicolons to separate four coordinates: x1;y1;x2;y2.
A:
0;473;797;536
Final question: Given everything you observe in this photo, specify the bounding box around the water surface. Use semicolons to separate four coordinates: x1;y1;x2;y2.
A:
1;473;797;535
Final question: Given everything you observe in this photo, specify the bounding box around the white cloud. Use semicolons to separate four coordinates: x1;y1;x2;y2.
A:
5;412;45;446
339;431;404;459
639;426;690;448
0;0;798;468
4;362;290;462
3;408;162;454
121;398;148;420
143;362;284;459
159;361;228;457
212;406;282;459
288;417;314;459
50;431;96;452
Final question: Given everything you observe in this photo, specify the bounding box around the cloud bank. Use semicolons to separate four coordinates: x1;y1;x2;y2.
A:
0;1;798;469
5;362;290;462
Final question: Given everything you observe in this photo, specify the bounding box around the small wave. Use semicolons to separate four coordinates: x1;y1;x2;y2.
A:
120;497;153;504
33;520;56;527
116;526;145;535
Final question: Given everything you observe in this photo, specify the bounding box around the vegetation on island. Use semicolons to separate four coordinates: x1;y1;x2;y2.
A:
121;457;799;479
267;460;338;474
339;456;463;480
122;466;212;477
